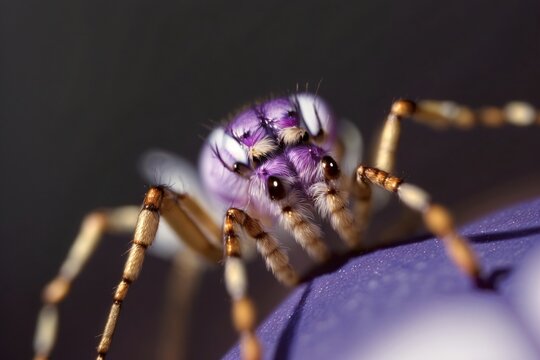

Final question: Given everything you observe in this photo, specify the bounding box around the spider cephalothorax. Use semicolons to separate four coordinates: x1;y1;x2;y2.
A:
201;93;358;261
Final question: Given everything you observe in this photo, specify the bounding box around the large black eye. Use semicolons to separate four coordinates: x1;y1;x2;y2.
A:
267;176;286;200
321;156;340;180
233;162;252;177
287;110;298;118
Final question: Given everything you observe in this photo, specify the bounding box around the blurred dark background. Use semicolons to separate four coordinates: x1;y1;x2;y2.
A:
1;1;540;359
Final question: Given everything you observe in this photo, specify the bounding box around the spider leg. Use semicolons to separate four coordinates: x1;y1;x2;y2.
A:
308;157;361;249
278;202;331;262
33;206;139;360
374;99;540;173
310;179;358;248
357;166;481;283
223;208;299;360
95;187;165;359
320;118;370;249
368;98;540;244
34;185;223;360
225;208;298;287
95;187;224;359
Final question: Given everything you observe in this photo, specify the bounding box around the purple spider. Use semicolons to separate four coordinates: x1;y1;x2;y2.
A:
38;91;514;360
199;93;359;262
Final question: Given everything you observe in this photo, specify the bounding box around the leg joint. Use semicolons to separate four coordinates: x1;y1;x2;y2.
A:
391;99;416;117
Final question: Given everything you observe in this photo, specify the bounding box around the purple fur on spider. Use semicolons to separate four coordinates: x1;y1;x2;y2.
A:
224;98;298;145
199;93;340;221
261;98;299;131
286;144;327;188
249;155;306;218
225;107;269;148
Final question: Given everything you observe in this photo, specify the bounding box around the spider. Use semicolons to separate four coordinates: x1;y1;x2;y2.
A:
33;92;539;360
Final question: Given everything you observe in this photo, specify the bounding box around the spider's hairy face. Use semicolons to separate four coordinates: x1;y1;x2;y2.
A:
199;93;340;221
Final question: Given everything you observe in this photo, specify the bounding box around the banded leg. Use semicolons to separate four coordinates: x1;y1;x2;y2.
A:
375;99;540;173
96;187;165;359
33;207;140;360
35;185;223;359
310;156;360;248
311;180;358;248
95;187;223;359
278;199;330;262
226;208;298;286
357;166;481;282
223;210;260;360
222;208;301;359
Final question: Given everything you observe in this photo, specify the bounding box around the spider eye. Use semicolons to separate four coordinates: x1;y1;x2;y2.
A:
287;110;298;118
267;176;286;200
321;156;340;179
233;162;252;177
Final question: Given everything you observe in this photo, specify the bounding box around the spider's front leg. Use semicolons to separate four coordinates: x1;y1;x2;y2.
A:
222;208;299;360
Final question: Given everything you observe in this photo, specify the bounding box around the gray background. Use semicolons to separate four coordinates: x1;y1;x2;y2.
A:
1;1;540;359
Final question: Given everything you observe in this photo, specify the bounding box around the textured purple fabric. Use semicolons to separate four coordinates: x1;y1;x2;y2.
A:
223;198;540;360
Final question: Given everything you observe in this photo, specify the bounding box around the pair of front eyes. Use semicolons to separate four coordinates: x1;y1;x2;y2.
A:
264;156;340;201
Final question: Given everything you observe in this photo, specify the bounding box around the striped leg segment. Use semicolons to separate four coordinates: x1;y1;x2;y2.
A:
311;180;358;248
279;203;330;263
96;187;164;359
222;208;301;359
35;185;223;360
223;211;260;360
33;207;139;360
225;208;298;286
310;156;360;248
357;166;481;282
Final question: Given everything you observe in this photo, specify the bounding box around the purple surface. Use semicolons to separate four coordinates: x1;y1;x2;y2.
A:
223;198;540;360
